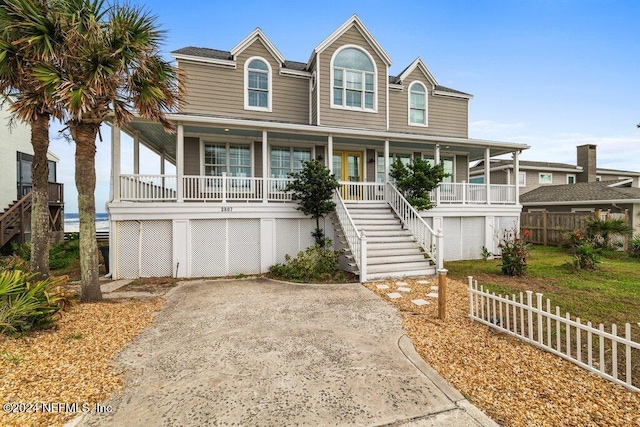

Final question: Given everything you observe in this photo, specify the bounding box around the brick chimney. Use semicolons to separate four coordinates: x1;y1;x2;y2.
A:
577;144;597;183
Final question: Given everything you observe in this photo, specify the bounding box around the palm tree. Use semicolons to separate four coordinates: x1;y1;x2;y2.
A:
585;217;633;250
34;0;182;301
0;0;65;278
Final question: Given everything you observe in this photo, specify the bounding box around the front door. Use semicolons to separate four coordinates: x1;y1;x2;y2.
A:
333;151;363;199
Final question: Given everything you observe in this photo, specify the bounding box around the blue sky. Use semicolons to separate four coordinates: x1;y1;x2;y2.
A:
46;0;640;212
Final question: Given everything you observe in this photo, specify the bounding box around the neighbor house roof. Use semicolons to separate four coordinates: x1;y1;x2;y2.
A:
470;159;581;174
521;180;640;205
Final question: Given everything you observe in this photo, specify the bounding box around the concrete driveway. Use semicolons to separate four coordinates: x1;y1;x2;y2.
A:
79;278;496;426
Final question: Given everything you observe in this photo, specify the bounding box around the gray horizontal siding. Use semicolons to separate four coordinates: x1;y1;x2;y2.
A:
388;68;468;138
179;39;309;123
318;26;386;130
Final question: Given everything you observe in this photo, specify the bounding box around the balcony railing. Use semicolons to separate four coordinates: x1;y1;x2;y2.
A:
117;175;517;205
430;182;516;205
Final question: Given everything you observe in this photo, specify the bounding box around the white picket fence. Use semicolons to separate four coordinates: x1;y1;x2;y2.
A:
468;277;640;393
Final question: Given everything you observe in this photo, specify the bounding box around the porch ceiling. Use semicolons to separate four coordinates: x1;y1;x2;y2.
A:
119;118;522;164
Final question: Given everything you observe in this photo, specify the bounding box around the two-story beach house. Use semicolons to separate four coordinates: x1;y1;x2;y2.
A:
106;15;528;281
0;101;64;251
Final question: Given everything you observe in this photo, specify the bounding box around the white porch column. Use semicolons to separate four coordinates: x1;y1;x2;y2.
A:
484;147;491;205
111;126;121;203
327;134;333;174
514;150;520;205
262;130;268;203
176;123;184;202
133;132;140;175
384;139;390;183
434;144;441;206
160;152;165;174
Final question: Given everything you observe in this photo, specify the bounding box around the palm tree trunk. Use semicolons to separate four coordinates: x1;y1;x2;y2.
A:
71;121;102;302
30;114;50;279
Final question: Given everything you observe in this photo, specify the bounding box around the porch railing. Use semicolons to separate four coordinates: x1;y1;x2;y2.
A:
338;181;385;201
386;182;443;269
120;174;293;202
333;189;367;282
120;174;177;201
116;175;516;205
430;182;516;204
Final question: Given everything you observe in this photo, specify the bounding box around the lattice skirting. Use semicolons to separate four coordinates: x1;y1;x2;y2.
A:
114;217;323;279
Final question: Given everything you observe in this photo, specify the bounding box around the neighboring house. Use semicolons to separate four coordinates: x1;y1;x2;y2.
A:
470;144;640;194
0;101;64;249
520;179;640;234
106;15;528;281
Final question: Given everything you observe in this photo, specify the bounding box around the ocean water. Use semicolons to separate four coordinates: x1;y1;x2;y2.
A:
64;213;110;232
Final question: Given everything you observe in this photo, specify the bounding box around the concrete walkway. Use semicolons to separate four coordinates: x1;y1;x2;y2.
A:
78;278;497;426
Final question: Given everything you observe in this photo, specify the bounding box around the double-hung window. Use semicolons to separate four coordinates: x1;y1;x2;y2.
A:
204;143;251;178
408;82;427;126
271;147;312;178
332;47;375;111
245;58;270;111
423;155;454;183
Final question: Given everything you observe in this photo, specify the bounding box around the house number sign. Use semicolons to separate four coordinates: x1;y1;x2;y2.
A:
221;206;233;212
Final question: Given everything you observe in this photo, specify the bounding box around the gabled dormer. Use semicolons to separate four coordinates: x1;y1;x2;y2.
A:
172;29;309;123
389;57;472;138
308;15;391;130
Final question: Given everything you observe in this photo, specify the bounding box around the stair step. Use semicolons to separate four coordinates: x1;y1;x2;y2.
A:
367;261;433;274
367;235;415;244
367;241;419;250
367;254;428;265
367;248;424;257
365;229;412;237
366;268;436;281
355;224;403;232
351;218;398;225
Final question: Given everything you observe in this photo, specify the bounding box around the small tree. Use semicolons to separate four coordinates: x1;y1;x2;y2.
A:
389;157;448;210
585;217;632;250
286;160;340;245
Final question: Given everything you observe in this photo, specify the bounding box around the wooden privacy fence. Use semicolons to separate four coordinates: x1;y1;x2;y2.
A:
520;210;629;246
468;277;640;393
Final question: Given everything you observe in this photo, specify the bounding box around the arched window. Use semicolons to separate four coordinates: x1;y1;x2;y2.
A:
245;57;271;111
408;82;427;126
332;47;376;111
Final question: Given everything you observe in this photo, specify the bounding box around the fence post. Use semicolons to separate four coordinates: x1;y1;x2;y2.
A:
438;269;448;320
436;229;444;270
543;211;548;246
359;230;367;283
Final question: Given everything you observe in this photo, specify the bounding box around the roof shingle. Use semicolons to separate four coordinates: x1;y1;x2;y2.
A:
520;180;640;204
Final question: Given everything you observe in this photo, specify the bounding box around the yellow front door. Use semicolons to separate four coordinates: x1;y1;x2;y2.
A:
333;151;363;199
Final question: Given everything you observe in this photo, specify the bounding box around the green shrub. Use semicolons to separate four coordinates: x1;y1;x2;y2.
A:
11;241;31;261
498;229;529;276
585;217;632;250
568;243;601;271
629;235;640;258
0;270;64;334
389;157;448;211
269;240;342;282
48;237;80;270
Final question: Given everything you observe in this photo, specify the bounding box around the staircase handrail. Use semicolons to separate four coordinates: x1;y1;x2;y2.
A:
333;189;367;282
386;182;443;269
0;191;33;246
0;191;32;224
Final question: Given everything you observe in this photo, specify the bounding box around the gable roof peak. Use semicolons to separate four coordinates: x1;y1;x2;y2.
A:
230;27;285;65
397;57;438;86
311;14;392;66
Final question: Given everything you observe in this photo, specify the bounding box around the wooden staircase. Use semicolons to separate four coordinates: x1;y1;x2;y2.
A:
0;183;64;250
0;193;32;248
338;201;436;281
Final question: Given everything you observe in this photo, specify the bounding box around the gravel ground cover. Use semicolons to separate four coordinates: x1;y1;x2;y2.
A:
365;278;640;427
0;298;163;427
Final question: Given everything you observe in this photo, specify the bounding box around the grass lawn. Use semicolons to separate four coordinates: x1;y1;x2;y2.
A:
445;245;640;327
